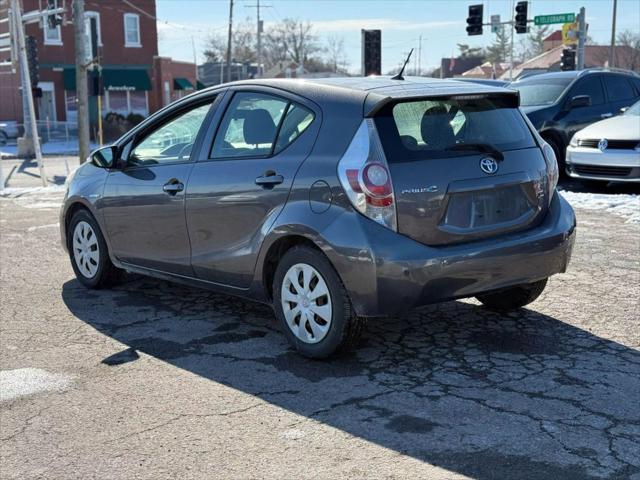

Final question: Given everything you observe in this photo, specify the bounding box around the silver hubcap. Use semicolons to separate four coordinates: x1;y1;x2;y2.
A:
72;221;99;278
281;263;332;344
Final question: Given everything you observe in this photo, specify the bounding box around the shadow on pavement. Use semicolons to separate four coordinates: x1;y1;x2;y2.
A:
61;277;640;480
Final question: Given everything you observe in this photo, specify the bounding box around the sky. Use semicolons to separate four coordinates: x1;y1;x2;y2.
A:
155;0;640;74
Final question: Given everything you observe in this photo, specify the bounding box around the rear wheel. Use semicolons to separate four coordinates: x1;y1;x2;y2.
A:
476;279;548;311
68;209;122;289
273;246;365;359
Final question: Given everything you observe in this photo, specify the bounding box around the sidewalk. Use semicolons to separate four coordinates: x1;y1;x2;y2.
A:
0;156;79;191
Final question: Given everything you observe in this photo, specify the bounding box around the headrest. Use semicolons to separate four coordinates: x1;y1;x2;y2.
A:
241;109;276;145
420;106;456;149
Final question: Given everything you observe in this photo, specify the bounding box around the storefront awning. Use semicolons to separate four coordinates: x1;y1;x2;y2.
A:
63;68;152;91
196;80;207;90
174;77;195;90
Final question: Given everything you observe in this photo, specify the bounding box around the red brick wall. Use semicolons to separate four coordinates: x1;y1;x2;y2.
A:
150;57;197;113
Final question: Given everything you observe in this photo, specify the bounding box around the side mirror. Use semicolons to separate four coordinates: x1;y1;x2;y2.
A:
89;145;117;168
568;95;591;109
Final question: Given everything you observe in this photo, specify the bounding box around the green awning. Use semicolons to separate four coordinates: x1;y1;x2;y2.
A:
196;80;206;90
174;77;194;90
63;68;152;91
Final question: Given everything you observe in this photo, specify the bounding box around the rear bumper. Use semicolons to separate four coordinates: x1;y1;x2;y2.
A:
333;192;576;317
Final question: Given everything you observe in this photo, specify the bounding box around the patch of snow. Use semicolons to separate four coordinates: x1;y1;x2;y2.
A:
0;185;66;197
0;368;72;402
560;190;640;224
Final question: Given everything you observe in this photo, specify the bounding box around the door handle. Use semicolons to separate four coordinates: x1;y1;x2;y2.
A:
255;172;284;188
163;180;184;195
601;113;613;119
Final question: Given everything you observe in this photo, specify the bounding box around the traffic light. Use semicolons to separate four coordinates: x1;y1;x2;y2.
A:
560;48;576;71
362;29;381;76
515;1;529;34
47;0;62;30
466;4;483;36
25;35;39;86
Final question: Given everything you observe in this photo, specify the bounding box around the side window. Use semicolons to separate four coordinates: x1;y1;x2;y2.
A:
603;75;636;102
571;75;604;105
212;92;288;159
274;104;314;154
129;102;213;166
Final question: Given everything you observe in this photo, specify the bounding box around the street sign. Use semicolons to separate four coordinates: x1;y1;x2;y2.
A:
490;14;501;33
534;13;575;25
562;22;579;45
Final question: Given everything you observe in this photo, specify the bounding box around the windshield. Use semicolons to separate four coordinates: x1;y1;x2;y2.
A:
374;96;536;162
624;100;640;116
512;77;573;106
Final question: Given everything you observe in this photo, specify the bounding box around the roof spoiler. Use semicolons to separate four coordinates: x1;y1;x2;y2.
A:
364;89;521;117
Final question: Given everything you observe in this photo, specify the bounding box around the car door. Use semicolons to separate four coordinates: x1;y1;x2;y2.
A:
100;95;218;275
562;74;607;141
185;88;320;288
602;73;638;117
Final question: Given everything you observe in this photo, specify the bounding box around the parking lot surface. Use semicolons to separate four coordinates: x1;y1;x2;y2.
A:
1;186;639;480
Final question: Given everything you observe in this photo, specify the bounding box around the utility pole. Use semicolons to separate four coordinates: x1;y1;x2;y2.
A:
609;0;617;68
246;0;271;78
11;0;46;185
417;35;422;76
509;0;515;81
73;0;89;163
577;6;586;70
225;0;233;83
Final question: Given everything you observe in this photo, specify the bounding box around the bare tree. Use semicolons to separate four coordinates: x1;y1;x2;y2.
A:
526;26;551;58
325;35;347;73
203;19;256;64
264;18;320;68
616;30;640;71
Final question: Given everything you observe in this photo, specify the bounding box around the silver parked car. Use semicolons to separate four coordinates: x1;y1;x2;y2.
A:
61;77;576;358
566;100;640;182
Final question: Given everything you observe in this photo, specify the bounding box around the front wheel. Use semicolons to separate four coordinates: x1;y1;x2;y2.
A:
273;246;365;359
68;209;122;289
476;279;548;311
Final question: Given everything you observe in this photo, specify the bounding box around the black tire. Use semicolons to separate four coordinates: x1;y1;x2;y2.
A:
272;246;366;359
67;209;122;289
476;279;548;311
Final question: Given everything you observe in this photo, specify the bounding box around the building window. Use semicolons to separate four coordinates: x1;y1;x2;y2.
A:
84;11;102;47
124;13;141;47
104;90;148;117
44;0;62;45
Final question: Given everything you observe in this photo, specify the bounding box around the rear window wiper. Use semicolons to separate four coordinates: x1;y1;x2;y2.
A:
445;143;504;161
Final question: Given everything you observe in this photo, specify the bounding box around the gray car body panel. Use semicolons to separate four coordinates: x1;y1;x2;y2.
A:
61;76;576;317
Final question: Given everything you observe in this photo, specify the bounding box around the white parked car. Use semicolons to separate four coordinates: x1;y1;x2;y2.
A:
566;100;640;183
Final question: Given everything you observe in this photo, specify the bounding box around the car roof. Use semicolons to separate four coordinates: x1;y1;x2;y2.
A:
212;76;517;116
513;68;639;83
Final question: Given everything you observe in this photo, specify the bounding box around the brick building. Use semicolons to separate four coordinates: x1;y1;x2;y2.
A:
0;0;197;125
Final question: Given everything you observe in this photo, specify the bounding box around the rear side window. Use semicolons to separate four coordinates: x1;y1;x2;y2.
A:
603;74;636;102
374;96;536;162
570;75;604;105
211;92;314;159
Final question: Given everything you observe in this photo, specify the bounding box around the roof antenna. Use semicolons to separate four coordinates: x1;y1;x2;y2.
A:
391;48;414;81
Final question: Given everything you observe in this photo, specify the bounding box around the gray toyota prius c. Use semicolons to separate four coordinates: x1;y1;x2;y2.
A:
61;77;576;358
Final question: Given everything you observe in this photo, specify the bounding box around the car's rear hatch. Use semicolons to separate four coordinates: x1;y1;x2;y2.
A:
371;91;550;246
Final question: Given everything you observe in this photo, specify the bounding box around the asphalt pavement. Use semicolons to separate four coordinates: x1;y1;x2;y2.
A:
0;177;639;479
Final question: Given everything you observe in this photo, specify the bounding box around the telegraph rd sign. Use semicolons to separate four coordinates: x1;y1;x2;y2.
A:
534;13;576;25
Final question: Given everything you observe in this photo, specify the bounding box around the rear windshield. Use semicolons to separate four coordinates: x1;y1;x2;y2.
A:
374;96;536;163
512;77;572;106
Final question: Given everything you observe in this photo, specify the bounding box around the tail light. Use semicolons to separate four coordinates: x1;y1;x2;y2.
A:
338;119;397;231
541;141;558;205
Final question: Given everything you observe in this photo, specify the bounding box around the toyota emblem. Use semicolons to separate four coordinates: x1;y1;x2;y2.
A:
479;157;499;175
598;138;608;152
